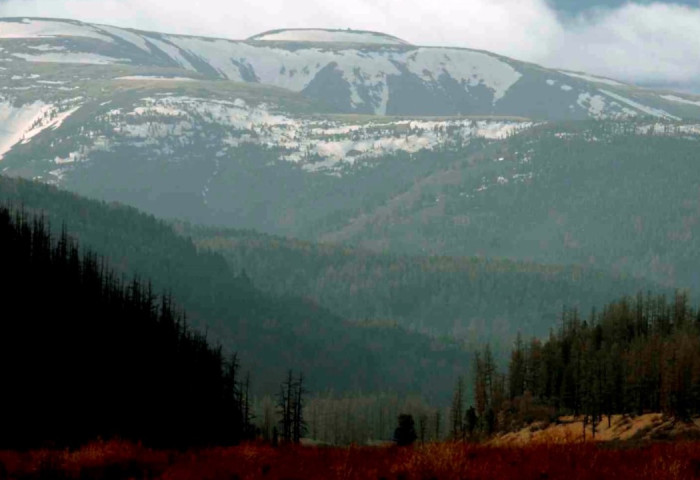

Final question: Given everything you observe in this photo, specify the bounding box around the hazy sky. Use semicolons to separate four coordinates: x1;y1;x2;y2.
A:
1;0;700;89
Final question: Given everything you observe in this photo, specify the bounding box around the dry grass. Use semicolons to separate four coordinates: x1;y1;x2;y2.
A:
493;414;700;446
3;438;700;479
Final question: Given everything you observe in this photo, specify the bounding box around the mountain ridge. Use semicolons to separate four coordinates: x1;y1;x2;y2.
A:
2;17;699;119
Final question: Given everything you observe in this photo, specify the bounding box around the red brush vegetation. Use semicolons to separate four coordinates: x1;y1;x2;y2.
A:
2;439;700;480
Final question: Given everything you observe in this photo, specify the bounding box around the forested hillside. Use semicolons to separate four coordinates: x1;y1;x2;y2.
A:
318;121;700;289
187;225;663;344
0;206;252;448
0;176;471;402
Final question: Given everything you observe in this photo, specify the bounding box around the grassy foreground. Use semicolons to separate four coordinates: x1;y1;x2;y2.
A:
2;439;700;480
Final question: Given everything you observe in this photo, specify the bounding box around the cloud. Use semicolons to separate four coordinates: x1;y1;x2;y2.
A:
0;0;699;88
547;3;700;86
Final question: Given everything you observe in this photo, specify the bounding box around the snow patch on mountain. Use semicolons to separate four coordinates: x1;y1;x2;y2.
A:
560;71;627;87
0;101;50;158
293;117;527;172
13;52;127;65
26;44;66;52
95;95;531;174
0;98;81;159
0;18;114;43
660;94;700;108
248;29;410;46
403;49;521;102
23;105;79;141
577;93;608;119
96;24;152;52
54;150;84;165
573;89;678;120
599;89;680;120
115;76;197;81
159;37;522;113
678;125;700;135
144;37;195;71
41;95;529;178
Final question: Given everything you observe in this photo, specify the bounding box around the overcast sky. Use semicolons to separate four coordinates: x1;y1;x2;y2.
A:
1;0;699;90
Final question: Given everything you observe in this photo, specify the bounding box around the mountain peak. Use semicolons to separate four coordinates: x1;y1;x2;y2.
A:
247;28;411;46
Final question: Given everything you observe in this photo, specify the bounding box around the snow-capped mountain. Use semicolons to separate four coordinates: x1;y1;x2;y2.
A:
2;17;700;119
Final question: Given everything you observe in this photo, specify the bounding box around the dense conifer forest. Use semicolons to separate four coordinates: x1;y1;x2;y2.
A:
187;225;663;344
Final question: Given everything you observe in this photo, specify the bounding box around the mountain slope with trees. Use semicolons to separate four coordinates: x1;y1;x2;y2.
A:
316;121;700;290
186;224;664;345
0;206;253;448
0;176;471;403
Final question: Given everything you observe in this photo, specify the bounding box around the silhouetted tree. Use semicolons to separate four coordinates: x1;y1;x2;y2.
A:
393;414;417;446
465;406;478;438
277;370;307;444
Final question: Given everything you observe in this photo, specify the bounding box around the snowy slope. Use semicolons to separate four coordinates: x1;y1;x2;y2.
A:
0;96;82;160
0;76;539;236
27;94;531;180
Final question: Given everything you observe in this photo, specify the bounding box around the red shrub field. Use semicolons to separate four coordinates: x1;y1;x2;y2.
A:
2;439;700;480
